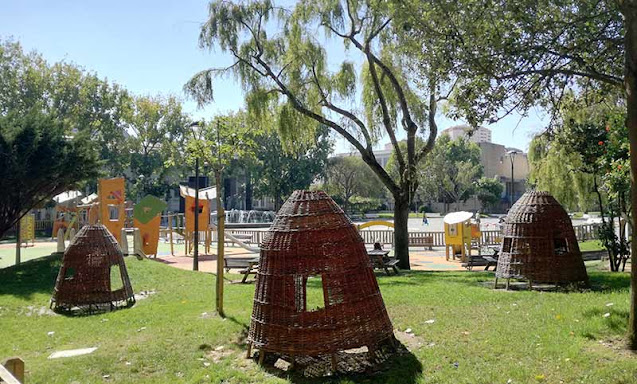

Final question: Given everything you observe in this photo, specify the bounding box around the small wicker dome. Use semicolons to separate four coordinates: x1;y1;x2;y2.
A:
496;191;588;284
248;190;394;357
51;224;135;313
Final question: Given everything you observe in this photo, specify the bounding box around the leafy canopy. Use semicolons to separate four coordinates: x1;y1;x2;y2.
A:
0;109;100;237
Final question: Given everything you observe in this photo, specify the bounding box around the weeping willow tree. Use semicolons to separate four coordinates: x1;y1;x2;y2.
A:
185;0;458;269
528;135;596;212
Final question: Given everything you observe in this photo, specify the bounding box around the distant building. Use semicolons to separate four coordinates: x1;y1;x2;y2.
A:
478;142;529;210
441;124;492;144
333;142;394;168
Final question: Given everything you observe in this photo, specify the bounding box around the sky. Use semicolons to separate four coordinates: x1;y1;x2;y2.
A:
0;0;547;153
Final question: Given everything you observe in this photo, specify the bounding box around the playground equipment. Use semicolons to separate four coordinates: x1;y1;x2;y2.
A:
98;177;126;243
19;214;35;248
52;191;83;239
179;185;215;255
132;195;167;257
247;190;395;372
444;211;481;262
357;220;395;230
50;224;135;314
495;191;588;288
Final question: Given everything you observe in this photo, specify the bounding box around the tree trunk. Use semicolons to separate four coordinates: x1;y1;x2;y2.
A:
15;219;21;266
215;169;225;317
393;192;410;270
625;2;637;350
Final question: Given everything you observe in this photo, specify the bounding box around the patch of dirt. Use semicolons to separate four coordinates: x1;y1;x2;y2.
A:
133;289;157;301
20;305;58;317
206;346;235;363
589;337;637;358
394;330;427;351
250;337;408;378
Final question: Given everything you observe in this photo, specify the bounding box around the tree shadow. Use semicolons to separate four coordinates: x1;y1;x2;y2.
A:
587;272;631;292
0;253;60;299
582;307;629;334
253;340;422;384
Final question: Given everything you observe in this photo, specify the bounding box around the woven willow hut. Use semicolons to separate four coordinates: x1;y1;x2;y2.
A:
248;190;395;370
51;224;135;313
496;191;588;288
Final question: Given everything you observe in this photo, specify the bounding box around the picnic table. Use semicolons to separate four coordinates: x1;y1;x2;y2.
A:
367;249;399;276
224;256;260;283
463;246;499;271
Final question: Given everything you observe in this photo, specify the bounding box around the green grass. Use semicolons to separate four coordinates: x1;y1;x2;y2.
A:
1;256;636;383
579;240;605;252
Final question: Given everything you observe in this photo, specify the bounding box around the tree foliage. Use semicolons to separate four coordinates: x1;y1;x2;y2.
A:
126;95;189;199
389;135;483;212
247;126;332;209
0;39;131;176
394;0;623;126
0;110;100;237
324;156;384;214
475;177;504;213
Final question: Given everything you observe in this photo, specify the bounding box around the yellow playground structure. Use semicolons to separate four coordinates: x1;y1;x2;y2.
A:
443;211;481;262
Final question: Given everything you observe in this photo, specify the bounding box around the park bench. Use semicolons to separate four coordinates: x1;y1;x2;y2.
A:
223;257;259;283
409;236;434;250
368;249;399;276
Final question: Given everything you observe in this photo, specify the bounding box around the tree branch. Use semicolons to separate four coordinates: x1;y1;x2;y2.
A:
366;53;406;174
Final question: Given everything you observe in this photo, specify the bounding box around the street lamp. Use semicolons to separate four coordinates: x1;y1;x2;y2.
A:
189;121;204;271
501;149;519;208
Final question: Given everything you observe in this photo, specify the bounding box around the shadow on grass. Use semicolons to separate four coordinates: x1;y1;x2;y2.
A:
255;341;422;384
587;272;631;293
0;253;60;299
582;307;629;334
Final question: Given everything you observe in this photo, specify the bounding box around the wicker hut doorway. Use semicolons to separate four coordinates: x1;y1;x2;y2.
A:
247;191;396;374
495;191;588;289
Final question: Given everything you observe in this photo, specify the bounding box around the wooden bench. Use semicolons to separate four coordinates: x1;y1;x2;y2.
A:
368;250;399;276
409;236;434;250
224;257;259;283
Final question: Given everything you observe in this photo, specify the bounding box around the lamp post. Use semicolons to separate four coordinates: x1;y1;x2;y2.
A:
189;121;203;271
505;150;518;208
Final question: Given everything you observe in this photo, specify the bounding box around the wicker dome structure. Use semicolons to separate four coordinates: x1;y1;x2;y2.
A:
496;191;588;286
51;224;135;313
248;190;395;366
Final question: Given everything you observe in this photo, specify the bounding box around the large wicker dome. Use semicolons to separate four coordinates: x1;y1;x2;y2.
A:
51;224;135;313
496;191;588;285
248;190;394;360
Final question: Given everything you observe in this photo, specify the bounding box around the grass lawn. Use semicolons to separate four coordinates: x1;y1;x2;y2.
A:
579;240;605;252
1;256;636;383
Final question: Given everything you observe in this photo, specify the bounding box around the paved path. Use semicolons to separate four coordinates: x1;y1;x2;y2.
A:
154;245;467;275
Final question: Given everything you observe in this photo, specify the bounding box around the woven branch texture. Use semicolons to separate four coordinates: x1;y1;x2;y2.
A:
51;224;135;313
249;190;394;357
496;191;588;284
